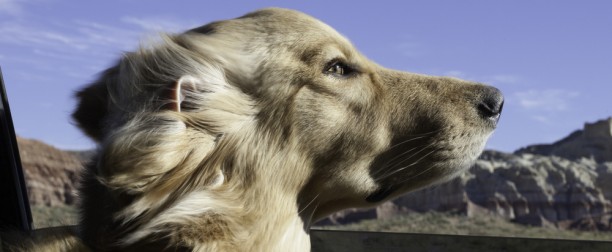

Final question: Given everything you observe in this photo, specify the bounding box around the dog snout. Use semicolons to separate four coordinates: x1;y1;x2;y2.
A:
477;86;504;123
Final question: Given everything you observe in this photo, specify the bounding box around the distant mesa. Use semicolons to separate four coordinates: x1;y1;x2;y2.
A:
515;117;612;162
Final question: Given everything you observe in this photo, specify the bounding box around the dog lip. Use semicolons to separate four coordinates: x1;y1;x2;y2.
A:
365;185;396;203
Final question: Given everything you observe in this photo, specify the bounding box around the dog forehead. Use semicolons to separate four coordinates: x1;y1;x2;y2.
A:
194;8;351;47
241;8;336;33
243;8;359;59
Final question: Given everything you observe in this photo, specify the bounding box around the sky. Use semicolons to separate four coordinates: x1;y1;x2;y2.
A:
1;0;611;152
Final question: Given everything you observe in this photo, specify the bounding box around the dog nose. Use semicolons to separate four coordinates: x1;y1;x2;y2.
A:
477;86;504;122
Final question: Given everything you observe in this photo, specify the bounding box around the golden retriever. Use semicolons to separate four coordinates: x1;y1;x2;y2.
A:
4;7;503;251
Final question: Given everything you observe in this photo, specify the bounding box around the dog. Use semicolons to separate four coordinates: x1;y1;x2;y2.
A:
4;7;503;251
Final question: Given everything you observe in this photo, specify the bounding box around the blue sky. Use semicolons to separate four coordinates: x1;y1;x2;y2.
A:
1;0;611;152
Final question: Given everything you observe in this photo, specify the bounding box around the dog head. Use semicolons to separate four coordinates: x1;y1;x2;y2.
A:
73;8;502;229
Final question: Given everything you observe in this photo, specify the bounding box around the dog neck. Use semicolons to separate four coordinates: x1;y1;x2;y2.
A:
221;132;316;251
151;135;315;250
208;188;313;251
220;138;314;251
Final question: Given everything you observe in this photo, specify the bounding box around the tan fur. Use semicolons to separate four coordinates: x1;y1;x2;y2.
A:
4;8;503;251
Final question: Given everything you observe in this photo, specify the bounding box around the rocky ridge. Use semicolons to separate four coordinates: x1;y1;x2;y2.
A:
516;117;612;162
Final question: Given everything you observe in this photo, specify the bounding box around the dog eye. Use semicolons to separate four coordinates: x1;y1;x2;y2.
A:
325;61;354;77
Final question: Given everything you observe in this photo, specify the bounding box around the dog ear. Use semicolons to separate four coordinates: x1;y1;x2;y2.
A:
72;67;117;142
162;76;198;113
99;75;224;194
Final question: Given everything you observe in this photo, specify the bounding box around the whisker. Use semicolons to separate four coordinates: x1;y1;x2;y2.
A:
386;135;427;151
361;131;438;161
375;141;436;178
385;129;440;151
372;130;440;177
377;146;437;181
298;193;320;215
395;149;441;184
373;145;422;176
306;202;321;228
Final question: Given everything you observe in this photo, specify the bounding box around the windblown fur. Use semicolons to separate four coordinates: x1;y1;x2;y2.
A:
2;8;503;251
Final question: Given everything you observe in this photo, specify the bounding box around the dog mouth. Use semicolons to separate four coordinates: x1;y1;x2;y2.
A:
365;185;397;203
365;138;486;204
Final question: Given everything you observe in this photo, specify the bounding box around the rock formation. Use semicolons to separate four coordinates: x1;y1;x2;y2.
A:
17;137;83;206
516;117;612;162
